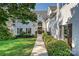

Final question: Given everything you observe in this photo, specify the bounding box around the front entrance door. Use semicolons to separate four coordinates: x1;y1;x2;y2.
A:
38;21;42;34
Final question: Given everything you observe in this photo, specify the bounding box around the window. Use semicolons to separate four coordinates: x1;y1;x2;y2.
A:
20;28;22;34
28;28;31;34
26;28;31;34
26;28;27;33
17;28;23;34
59;25;62;39
17;28;19;34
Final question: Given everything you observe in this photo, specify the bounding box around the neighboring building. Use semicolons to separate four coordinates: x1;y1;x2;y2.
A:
35;11;47;33
6;11;47;36
58;3;79;56
46;6;57;37
46;6;56;32
71;3;79;56
6;19;37;36
47;3;79;55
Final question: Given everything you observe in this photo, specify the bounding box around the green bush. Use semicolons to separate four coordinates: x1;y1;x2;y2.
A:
0;26;13;40
42;32;71;56
16;32;34;38
48;40;71;56
42;32;56;45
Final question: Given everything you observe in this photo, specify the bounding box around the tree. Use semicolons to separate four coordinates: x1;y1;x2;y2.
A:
0;25;13;40
0;6;9;25
0;3;37;25
0;3;37;40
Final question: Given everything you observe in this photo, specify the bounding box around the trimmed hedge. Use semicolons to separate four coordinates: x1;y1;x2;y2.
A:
16;31;37;38
16;34;34;38
42;32;71;56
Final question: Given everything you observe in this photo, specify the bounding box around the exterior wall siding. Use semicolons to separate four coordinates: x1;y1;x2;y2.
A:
12;20;37;35
72;4;79;55
47;3;79;55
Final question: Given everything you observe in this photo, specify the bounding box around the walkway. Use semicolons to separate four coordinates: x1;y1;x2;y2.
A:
31;34;48;56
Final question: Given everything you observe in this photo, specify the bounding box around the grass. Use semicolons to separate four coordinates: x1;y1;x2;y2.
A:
0;38;36;56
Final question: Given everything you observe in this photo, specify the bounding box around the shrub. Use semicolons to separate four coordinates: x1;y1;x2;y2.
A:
48;40;71;56
42;32;71;56
0;26;13;40
47;32;51;35
16;32;34;38
16;34;34;38
42;32;55;45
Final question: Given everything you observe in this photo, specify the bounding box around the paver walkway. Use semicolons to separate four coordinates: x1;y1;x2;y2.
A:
31;34;48;56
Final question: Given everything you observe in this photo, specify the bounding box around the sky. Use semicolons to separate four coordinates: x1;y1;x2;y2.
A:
35;3;57;11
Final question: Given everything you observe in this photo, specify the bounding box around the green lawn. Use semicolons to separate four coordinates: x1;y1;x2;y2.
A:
0;38;36;56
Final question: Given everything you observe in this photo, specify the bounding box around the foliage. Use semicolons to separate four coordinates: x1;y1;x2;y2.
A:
0;3;37;40
43;32;53;45
0;3;37;25
42;32;71;56
0;7;9;25
43;32;56;44
16;32;34;38
0;26;13;40
0;38;36;56
8;3;37;22
47;40;71;56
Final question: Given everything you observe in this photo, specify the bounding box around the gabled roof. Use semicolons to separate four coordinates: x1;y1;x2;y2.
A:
35;11;48;21
48;6;57;18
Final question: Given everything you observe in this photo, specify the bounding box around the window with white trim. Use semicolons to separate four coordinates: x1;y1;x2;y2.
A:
26;28;31;34
17;28;22;34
